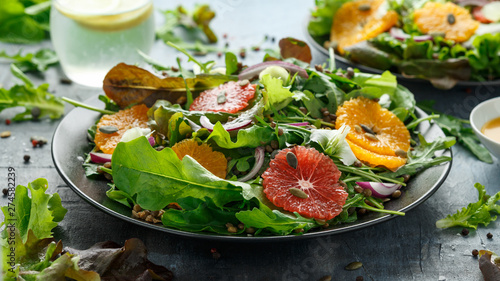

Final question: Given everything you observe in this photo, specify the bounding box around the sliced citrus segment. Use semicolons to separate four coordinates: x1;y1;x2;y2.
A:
262;146;347;220
413;2;479;42
94;104;149;154
330;0;398;54
189;81;256;113
346;139;407;172
171;139;227;179
335;97;410;157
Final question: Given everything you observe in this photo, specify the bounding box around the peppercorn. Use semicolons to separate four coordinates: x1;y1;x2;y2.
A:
2;188;8;196
472;249;479;257
23;155;30;162
461;228;469;236
5;119;11;125
356;277;364;281
487;233;493;239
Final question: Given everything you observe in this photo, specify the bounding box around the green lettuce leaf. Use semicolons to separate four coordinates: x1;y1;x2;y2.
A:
436;183;500;229
1;178;67;279
206;123;277;149
308;125;357;165
111;137;248;210
261;74;294;112
0;0;50;44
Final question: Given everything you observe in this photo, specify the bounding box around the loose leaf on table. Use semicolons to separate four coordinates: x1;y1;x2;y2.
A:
103;63;236;109
0;64;64;121
436;183;500;229
0;48;58;72
64;239;174;280
1;178;67;279
111;137;249;211
381;135;455;178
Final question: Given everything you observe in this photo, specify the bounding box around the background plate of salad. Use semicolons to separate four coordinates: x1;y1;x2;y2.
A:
52;45;454;241
307;0;500;89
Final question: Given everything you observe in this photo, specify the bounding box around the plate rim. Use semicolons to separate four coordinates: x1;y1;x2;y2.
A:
51;96;452;242
303;16;500;87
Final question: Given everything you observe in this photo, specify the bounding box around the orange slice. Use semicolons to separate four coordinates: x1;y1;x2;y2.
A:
171;139;227;179
413;2;479;43
94;104;149;154
330;0;398;54
335;97;410;171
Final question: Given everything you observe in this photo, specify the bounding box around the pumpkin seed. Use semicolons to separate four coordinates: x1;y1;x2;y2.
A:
286;152;298;169
364;132;379;141
447;14;456;25
0;131;11;138
238;79;250;86
99;126;119;134
395;148;408;158
345;261;363;271
319;276;332;281
217;90;227;104
360;124;375;134
354;125;362;133
358;4;371;11
289;187;308;199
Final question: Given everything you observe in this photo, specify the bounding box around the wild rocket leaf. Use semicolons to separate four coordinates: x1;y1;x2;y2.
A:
0;0;50;44
103;63;236;109
436;183;500;229
0;48;58;72
111;137;249;211
0;64;64;121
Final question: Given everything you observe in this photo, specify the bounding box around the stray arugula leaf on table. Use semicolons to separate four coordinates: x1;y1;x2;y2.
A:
0;48;58;72
0;64;64;121
417;100;493;163
436;183;500;229
0;0;51;44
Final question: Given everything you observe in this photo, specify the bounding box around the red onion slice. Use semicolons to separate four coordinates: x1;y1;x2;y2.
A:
238;61;308;81
356;181;402;198
200;115;253;132
148;136;155;146
389;28;433;42
238;146;265;182
90;152;112;164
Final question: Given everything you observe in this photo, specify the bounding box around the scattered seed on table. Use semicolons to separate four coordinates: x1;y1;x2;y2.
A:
356;276;364;281
23;155;30;162
5;119;11;125
2;188;8;196
318;275;332;281
60;78;72;84
472;249;479;257
31;107;41;119
345;261;362;271
487;233;493;239
0;131;11;138
461;228;469;236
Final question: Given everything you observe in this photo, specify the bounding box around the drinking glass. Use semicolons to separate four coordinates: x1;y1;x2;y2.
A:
50;0;155;87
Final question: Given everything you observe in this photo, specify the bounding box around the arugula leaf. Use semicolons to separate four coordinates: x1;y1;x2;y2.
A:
0;0;50;44
225;52;239;75
206;123;277;149
111;137;248;210
0;48;58;72
381;135;455;178
416;105;493;164
436;183;500;229
0;65;64;121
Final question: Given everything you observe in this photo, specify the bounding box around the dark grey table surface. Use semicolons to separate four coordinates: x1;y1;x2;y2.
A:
1;1;500;280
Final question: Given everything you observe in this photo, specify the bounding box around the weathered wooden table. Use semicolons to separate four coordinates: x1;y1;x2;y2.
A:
1;1;500;280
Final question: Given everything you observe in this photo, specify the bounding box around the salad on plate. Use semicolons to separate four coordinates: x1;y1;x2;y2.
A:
77;39;454;236
307;0;500;89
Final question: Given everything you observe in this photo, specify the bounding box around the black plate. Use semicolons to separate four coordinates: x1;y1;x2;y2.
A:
52;96;452;241
304;17;500;87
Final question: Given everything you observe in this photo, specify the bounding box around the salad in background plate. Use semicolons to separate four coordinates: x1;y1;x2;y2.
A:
308;0;500;89
75;39;454;236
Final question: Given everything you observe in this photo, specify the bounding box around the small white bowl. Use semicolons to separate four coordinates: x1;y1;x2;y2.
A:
470;96;500;159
